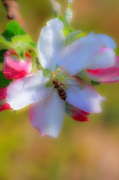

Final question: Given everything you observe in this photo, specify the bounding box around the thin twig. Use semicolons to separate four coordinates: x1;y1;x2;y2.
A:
2;0;25;27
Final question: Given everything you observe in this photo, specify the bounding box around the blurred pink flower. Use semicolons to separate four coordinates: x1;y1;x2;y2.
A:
3;50;32;80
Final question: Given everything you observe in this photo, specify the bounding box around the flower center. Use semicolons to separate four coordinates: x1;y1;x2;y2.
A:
51;66;72;88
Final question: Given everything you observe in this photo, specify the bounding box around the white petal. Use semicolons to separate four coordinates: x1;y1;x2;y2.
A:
88;48;115;69
66;79;105;113
58;33;102;75
30;91;65;138
6;71;49;110
97;34;116;49
37;18;65;70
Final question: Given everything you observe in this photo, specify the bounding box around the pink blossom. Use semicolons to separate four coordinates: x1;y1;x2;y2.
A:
3;50;32;80
80;41;118;83
0;88;11;112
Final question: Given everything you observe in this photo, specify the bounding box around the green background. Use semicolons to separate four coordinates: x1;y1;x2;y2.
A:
0;0;119;179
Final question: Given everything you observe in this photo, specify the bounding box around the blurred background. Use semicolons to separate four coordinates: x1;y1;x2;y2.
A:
0;0;119;179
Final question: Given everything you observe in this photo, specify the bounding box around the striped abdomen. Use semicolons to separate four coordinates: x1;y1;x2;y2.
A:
58;88;66;101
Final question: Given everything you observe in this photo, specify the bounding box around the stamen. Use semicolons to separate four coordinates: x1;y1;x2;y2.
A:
57;68;61;72
53;72;57;75
61;66;64;68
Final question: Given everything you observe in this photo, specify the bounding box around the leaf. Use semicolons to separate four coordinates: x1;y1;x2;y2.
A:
0;49;7;63
29;42;37;49
2;20;26;42
0;71;11;87
11;35;37;58
11;35;32;44
63;26;73;36
43;69;52;77
65;31;87;46
0;35;12;48
91;81;100;86
11;35;36;58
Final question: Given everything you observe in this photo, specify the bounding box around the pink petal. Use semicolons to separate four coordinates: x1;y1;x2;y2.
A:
86;67;119;83
0;88;11;112
114;56;119;67
66;103;89;122
0;87;7;100
0;103;11;112
3;50;32;80
72;109;89;122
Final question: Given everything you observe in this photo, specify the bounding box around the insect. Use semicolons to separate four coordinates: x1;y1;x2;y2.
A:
52;78;67;101
44;77;82;107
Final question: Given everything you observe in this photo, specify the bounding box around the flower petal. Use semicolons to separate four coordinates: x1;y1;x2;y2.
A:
66;102;89;122
37;18;65;70
96;34;116;49
30;91;65;138
66;79;105;113
58;33;102;75
0;87;7;100
6;71;49;110
86;67;119;83
3;50;32;79
71;108;89;122
0;103;11;112
87;48;115;69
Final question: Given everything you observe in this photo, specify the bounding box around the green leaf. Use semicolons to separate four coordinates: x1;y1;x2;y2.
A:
91;81;100;86
0;71;11;87
65;31;87;46
11;35;32;44
11;35;37;58
2;20;26;42
63;26;73;36
0;49;7;63
29;42;37;49
43;69;52;77
0;35;12;48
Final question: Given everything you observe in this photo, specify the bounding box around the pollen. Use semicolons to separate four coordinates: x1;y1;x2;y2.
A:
53;72;57;75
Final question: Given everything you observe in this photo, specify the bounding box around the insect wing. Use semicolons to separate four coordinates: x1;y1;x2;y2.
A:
44;89;55;107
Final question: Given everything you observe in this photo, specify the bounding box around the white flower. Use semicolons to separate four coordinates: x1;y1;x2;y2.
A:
6;19;108;138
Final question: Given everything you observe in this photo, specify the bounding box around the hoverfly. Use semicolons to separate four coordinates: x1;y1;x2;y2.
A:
45;77;83;107
52;78;67;101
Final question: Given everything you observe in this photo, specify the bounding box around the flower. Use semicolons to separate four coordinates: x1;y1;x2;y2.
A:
6;18;107;138
0;50;32;112
3;50;32;80
0;88;11;112
77;33;118;83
